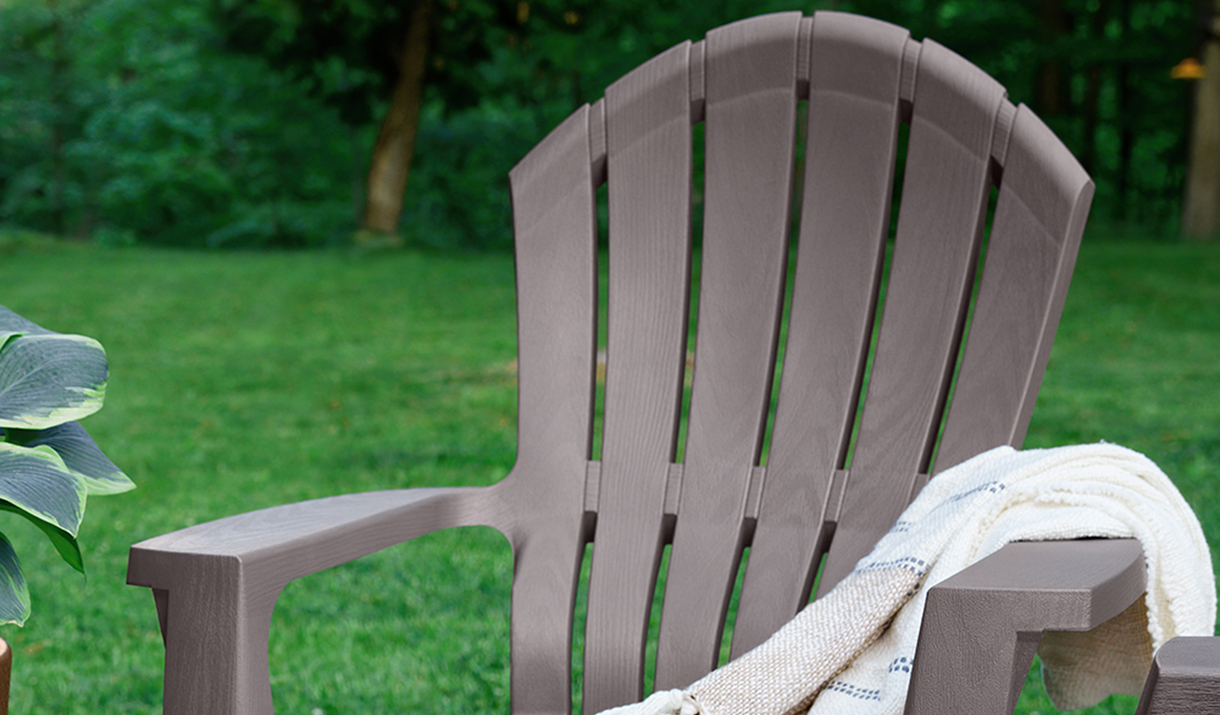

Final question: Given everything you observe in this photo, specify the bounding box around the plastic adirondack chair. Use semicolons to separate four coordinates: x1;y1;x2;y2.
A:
127;11;1217;715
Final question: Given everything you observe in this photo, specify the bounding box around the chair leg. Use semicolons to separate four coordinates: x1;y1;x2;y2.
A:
904;539;1145;715
157;555;282;715
1135;637;1220;715
907;587;1044;714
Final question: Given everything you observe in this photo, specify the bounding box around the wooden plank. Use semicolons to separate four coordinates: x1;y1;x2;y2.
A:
582;40;694;713
653;12;802;691
730;11;909;659
817;39;1006;595
505;104;601;715
932;104;1093;473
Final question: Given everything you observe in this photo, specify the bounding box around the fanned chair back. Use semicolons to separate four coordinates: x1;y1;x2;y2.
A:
501;10;1092;714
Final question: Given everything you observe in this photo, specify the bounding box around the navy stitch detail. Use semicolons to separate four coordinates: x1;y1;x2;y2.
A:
857;556;928;576
945;481;1006;504
825;681;882;701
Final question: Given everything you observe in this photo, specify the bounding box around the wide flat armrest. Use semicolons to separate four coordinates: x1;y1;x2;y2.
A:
127;485;503;715
905;538;1146;715
1136;637;1220;715
128;486;500;590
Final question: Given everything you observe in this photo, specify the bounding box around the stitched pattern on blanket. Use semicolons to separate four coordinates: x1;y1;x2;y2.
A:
688;566;923;715
823;682;881;700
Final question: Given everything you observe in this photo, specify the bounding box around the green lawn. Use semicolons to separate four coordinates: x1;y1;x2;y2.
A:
0;237;1216;714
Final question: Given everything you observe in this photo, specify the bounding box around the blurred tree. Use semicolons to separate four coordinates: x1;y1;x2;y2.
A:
365;1;432;236
0;0;96;237
1182;0;1220;240
1036;0;1071;118
210;0;589;242
208;0;799;245
1078;0;1110;177
1114;0;1135;218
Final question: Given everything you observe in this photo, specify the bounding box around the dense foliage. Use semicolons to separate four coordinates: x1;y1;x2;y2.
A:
0;0;356;248
0;0;1207;248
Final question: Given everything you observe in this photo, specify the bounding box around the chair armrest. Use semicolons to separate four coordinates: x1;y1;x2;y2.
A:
1136;637;1220;715
905;538;1146;715
127;486;503;715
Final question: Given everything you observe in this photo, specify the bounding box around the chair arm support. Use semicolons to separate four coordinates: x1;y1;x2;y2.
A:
904;538;1146;715
127;486;503;715
1136;637;1220;715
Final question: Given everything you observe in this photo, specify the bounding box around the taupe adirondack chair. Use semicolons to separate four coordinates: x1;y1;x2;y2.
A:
127;11;1217;715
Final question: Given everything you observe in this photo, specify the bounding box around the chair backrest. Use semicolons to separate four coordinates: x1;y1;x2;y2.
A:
492;10;1093;714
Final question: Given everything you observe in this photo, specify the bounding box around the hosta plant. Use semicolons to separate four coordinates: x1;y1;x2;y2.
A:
0;306;133;625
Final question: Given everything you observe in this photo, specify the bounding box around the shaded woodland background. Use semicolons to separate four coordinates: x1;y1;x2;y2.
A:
2;0;1219;250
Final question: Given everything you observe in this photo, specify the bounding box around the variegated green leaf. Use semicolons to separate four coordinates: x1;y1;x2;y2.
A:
0;531;30;626
4;422;134;495
0;332;108;430
0;442;87;536
0;502;83;575
0;307;53;336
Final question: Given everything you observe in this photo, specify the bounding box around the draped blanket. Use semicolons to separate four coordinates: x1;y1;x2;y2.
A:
599;444;1216;715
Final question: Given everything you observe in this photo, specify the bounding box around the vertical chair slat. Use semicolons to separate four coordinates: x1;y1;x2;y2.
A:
731;12;909;659
932;105;1093;473
583;41;695;713
818;39;1007;595
505;104;601;715
654;12;802;691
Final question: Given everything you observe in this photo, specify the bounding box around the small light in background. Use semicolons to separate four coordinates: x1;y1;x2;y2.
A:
1171;58;1205;80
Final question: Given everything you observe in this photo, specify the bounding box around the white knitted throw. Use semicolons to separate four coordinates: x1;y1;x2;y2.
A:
598;443;1216;715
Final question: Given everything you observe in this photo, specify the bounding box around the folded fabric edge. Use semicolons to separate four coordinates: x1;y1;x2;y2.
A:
596;688;703;715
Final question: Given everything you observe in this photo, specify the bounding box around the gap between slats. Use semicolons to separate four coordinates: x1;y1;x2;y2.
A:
923;183;1000;484
675;120;704;464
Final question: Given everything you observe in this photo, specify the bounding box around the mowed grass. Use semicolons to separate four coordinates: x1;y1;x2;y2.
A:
0;237;1216;714
0;246;520;713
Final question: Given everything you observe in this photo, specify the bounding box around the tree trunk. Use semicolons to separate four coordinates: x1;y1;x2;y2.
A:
50;0;68;236
1080;0;1110;177
1183;1;1220;240
362;1;432;240
1115;0;1134;219
1035;0;1069;118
